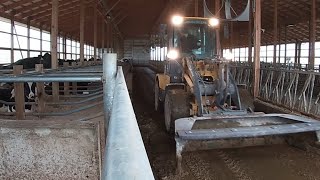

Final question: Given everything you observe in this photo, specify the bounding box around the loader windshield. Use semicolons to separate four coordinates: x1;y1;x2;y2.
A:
174;20;216;59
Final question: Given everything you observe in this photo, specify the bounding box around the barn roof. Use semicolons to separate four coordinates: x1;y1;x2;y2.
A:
0;0;317;47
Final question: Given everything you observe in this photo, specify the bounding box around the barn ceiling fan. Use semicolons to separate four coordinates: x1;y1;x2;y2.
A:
203;0;251;22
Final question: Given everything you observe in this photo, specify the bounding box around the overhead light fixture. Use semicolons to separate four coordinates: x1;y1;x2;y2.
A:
209;17;219;27
171;15;184;26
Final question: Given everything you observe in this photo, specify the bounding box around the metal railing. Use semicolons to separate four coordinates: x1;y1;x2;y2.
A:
0;54;154;180
231;62;320;72
103;66;154;180
230;63;320;119
259;69;320;118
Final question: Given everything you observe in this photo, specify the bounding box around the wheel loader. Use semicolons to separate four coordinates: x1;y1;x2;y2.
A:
154;15;320;173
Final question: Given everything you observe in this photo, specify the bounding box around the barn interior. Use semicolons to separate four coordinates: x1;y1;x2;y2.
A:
0;0;319;179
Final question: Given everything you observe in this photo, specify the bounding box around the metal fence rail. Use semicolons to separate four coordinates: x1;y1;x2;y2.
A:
231;62;320;72
230;63;320;119
259;68;320;118
0;54;155;180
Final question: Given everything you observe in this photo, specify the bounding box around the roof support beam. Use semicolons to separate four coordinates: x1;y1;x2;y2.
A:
20;0;78;18
273;0;278;64
105;0;121;15
34;0;95;23
51;0;59;101
253;0;261;98
14;1;51;16
309;0;316;69
0;0;41;12
33;3;81;22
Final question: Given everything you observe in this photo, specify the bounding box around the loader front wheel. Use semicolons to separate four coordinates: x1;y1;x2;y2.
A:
164;89;190;133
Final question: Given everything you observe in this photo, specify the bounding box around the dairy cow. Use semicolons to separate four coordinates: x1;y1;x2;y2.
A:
0;82;37;112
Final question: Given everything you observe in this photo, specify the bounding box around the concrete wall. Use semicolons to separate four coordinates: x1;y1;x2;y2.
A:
124;38;150;61
0;120;101;179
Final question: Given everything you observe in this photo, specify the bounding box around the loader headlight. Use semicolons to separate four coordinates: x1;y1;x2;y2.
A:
209;17;219;27
167;49;179;60
172;15;184;26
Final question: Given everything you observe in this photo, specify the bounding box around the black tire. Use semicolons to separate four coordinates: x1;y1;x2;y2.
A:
164;89;190;133
154;79;163;112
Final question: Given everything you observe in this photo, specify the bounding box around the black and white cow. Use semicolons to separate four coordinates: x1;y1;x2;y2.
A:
0;53;79;70
0;82;37;112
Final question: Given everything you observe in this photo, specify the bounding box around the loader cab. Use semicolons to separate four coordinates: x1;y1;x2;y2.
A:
165;16;219;82
170;18;217;59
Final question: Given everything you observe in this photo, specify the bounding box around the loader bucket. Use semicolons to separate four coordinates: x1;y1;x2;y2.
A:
175;113;320;174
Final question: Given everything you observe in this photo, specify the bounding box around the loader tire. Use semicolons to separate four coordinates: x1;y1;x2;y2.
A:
155;79;163;112
164;89;190;133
